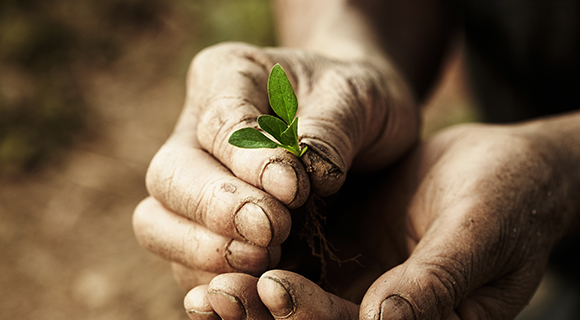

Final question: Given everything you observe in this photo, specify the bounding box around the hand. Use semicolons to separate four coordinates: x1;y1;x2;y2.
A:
132;42;419;288
181;123;575;319
360;123;572;319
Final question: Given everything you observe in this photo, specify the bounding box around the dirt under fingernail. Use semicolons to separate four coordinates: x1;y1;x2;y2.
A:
380;296;415;320
299;140;345;197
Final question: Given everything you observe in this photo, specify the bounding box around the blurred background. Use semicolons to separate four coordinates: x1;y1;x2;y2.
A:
0;0;575;319
0;1;275;319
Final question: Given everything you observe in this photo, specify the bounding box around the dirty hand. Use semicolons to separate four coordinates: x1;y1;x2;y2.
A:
132;42;419;287
181;122;578;320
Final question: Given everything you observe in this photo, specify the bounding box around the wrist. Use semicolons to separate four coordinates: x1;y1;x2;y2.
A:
513;112;580;235
274;0;386;61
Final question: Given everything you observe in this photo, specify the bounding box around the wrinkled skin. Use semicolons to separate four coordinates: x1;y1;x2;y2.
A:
179;123;576;320
133;43;419;285
132;40;580;319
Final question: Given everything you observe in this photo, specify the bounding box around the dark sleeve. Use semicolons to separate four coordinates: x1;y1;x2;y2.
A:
457;0;580;122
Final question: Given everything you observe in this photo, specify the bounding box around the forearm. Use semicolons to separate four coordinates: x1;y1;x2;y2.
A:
273;0;455;98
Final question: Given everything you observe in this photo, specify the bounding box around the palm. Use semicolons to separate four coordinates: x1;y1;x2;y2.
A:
276;169;412;303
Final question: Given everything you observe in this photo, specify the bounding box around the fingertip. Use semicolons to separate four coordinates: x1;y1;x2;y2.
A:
207;290;246;320
224;240;270;275
257;274;295;318
379;296;415;320
234;199;291;247
208;273;278;320
262;163;296;203
184;285;220;320
258;270;360;319
300;138;347;197
235;203;273;246
258;197;292;247
261;160;310;209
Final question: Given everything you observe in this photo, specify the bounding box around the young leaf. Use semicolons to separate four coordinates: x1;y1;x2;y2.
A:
257;115;287;144
228;127;279;149
268;64;298;125
227;63;307;158
280;117;300;150
280;145;301;157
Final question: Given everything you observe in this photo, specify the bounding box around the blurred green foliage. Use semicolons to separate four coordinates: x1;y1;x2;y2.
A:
0;0;274;177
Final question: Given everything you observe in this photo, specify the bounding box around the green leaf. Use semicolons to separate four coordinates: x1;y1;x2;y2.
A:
257;115;287;144
228;127;279;149
280;117;300;150
268;64;298;125
280;145;301;157
299;145;308;157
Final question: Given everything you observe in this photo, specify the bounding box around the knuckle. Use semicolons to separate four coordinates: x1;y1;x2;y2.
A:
305;63;393;158
189;42;269;82
145;145;209;223
197;97;258;155
411;260;468;316
475;131;554;187
194;177;230;226
145;145;179;204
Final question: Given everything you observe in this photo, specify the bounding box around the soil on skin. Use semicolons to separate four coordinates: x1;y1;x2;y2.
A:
5;2;550;319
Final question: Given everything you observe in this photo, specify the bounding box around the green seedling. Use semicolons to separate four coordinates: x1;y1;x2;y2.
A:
228;63;308;157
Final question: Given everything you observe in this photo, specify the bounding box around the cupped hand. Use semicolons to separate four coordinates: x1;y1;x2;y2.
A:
132;42;419;289
182;123;575;319
360;123;573;319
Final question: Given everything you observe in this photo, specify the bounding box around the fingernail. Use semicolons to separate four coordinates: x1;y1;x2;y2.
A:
262;162;298;205
184;286;215;316
185;308;218;320
207;290;245;319
299;138;345;197
259;276;295;318
235;203;272;246
380;296;415;320
224;240;269;274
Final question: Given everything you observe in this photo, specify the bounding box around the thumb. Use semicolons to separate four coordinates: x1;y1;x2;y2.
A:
299;64;418;196
359;219;543;320
359;254;466;320
264;53;419;196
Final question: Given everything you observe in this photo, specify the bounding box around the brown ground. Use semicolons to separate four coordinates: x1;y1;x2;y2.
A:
0;1;273;319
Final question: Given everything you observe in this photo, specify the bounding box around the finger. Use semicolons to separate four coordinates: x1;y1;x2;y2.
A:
146;139;291;247
359;204;515;320
133;197;281;275
265;52;419;196
207;273;274;320
191;43;310;208
184;285;221;320
257;270;360;320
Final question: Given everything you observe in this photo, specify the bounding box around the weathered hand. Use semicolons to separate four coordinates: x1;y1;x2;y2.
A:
360;123;574;319
132;42;419;289
182;123;576;319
